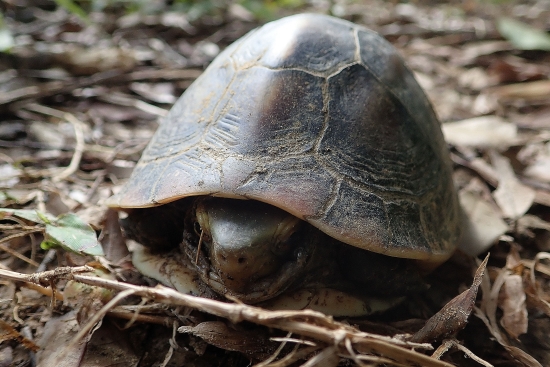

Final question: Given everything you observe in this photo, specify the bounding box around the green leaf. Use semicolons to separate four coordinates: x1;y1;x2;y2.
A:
0;13;14;52
44;213;104;256
0;209;104;256
0;28;14;52
498;17;550;51
54;0;90;24
0;209;56;224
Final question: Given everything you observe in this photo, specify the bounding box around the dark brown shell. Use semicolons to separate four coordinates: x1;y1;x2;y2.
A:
107;14;461;264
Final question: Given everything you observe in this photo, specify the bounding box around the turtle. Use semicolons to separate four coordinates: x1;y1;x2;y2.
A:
107;13;461;316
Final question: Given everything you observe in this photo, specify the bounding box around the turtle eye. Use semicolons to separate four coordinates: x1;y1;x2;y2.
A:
273;229;301;256
193;221;202;237
194;201;211;244
272;216;303;256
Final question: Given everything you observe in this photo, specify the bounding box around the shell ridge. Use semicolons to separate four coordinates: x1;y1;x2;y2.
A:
196;73;240;149
353;28;361;63
147;156;174;204
306;179;342;221
356;42;441;157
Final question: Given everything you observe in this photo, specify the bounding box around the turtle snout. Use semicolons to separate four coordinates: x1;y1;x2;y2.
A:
210;245;281;293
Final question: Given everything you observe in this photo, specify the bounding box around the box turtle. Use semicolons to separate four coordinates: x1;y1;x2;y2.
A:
107;13;461;316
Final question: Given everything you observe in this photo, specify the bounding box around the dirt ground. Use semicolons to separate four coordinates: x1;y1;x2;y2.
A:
1;0;550;366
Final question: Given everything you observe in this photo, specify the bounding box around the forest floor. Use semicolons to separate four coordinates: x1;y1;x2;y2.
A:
1;1;550;366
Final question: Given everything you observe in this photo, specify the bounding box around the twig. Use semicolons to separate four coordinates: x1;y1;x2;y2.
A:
107;309;175;326
65;275;447;367
159;321;178;367
36;249;57;273
432;339;453;359
269;336;316;347
0;68;202;106
433;339;493;367
256;332;293;367
20;104;86;182
0;266;93;286
55;113;85;182
454;342;493;367
0;267;451;366
0;231;43;267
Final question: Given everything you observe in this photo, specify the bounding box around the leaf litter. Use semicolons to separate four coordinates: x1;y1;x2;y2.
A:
1;0;550;366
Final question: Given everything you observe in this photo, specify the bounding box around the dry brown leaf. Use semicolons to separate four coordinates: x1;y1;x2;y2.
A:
55;46;137;75
300;346;339;367
130;82;177;104
453;41;513;65
490;80;550;100
0;319;39;352
517;214;550;232
0;164;19;187
442;116;518;149
410;254;489;343
458;189;508;256
503;345;543;367
487;57;549;84
523;156;550;183
457;67;492;91
36;311;88;367
516;107;550;130
499;275;528;339
100;208;129;263
491;151;536;219
179;321;276;360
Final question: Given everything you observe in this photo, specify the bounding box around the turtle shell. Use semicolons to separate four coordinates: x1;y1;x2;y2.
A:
107;13;461;264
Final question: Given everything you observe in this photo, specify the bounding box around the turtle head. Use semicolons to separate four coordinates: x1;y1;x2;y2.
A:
193;198;304;295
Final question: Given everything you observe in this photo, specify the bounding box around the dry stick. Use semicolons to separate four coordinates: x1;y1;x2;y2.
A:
0;231;43;267
255;332;293;367
453;342;494;367
0;224;41;231
0;216;40;264
22;282;64;301
0;267;449;366
260;345;317;367
21;104;86;182
65;275;450;367
0;266;93;285
0;68;202;106
345;337;368;367
56;113;85;182
107;309;175;326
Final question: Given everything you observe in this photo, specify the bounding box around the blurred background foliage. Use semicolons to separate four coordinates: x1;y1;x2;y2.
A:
53;0;309;22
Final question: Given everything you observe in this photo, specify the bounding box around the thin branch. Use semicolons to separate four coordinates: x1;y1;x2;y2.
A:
55;113;85;182
0;267;451;366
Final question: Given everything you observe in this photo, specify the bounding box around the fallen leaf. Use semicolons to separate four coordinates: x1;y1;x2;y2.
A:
411;254;489;343
490;80;550;100
517;215;550;232
458;189;508;256
0;320;39;352
130;82;177;104
442;116;518;149
36;311;87;367
497;18;550;51
523;156;550;183
179;321;276;360
491;151;536;219
55;46;137;75
0;209;104;256
499;274;528;339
